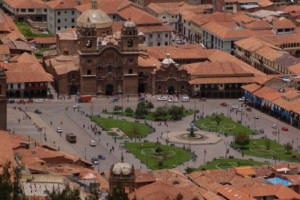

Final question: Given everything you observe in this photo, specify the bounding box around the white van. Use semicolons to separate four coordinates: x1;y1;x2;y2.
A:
181;96;190;102
90;140;96;147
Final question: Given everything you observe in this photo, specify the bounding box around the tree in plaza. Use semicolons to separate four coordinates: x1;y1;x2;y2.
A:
153;106;169;121
284;142;293;154
129;124;140;139
213;115;222;125
235;132;250;149
264;139;271;150
168;105;185;120
114;105;123;113
146;102;154;110
0;161;26;200
135;102;148;118
125;107;133;114
46;185;81;200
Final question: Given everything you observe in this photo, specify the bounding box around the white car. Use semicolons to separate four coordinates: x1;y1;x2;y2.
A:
237;108;243;112
168;97;178;103
73;104;81;109
56;127;63;133
35;99;44;103
181;96;190;102
90;140;96;147
272;124;277;129
157;96;168;101
238;97;245;102
232;105;239;109
254;115;259;119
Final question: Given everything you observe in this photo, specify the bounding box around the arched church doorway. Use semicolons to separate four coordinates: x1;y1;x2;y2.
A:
69;85;78;95
106;84;114;95
138;84;145;94
168;86;175;95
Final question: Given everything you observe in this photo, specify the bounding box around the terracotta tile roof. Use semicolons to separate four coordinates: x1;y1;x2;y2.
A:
135;170;156;183
128;181;196;200
146;44;205;60
3;0;47;9
258;0;273;7
6;69;53;83
53;62;79;75
235;37;279;52
33;37;56;44
57;31;78;40
272;17;296;29
75;0;134;15
153;169;193;188
282;174;300;185
288;63;300;74
235;166;256;178
183;61;253;77
253;86;282;101
255;33;300;46
230;176;267;188
217;185;256;200
202;21;253;39
142;0;182;7
0;10;19;34
189;174;222;192
241;83;261;93
118;5;162;25
246;21;271;30
138;53;161;68
189;76;256;85
0;44;10;55
239;184;300;199
137;25;173;33
47;0;90;10
112;21;124;33
203;191;226;200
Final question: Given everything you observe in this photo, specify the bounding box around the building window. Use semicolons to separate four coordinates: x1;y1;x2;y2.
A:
108;66;112;72
87;70;91;75
65;11;67;14
65;18;67;22
65;26;67;29
86;40;92;48
10;84;13;89
128;69;133;74
150;34;153;38
72;18;75;23
158;34;160;38
72;10;75;15
18;84;21;89
28;9;34;12
157;42;161;46
58;11;60;15
129;58;133;63
165;42;168;46
87;60;92;64
165;33;168;38
44;9;47;12
58;19;60;23
127;40;133;47
57;26;61;30
21;9;26;12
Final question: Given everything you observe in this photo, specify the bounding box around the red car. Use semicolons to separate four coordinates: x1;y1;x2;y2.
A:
27;99;34;103
281;126;288;131
220;102;227;106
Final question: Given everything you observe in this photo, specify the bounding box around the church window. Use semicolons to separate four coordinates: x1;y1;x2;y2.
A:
108;66;112;72
139;72;144;77
181;85;184;90
87;60;92;64
158;86;161;90
87;70;91;75
128;69;133;74
129;58;133;63
86;40;92;48
127;40;133;48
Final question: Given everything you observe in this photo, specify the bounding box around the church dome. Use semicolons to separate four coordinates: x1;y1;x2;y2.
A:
76;0;112;29
112;162;132;175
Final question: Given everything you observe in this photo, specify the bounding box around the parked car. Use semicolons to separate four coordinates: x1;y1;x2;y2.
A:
56;127;63;133
237;108;243;112
138;97;145;101
281;126;288;131
8;99;15;104
73;104;81;109
35;99;44;103
246;107;252;112
91;157;99;165
98;154;106;160
220;102;227;107
168;97;178;103
27;99;34;103
232;105;239;109
90;139;96;147
17;100;25;104
238;97;245;102
34;109;42;114
272;124;277;129
254;115;259;119
181;96;190;102
157;96;167;101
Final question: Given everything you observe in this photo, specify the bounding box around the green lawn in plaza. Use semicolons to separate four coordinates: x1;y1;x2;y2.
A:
15;22;54;38
195;158;265;171
196;114;255;135
124;142;194;170
103;110;194;121
238;139;300;162
90;116;152;138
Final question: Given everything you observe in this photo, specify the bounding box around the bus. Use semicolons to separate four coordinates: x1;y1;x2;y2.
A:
66;133;77;143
